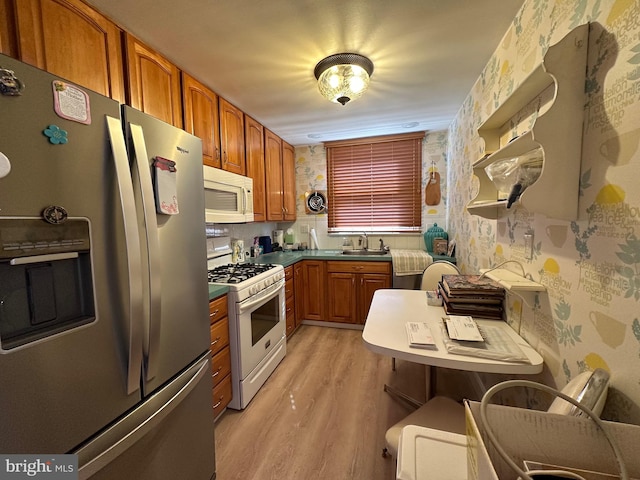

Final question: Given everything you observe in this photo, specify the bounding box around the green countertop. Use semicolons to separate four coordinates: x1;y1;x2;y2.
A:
208;250;456;299
208;283;230;300
249;249;392;267
246;249;456;267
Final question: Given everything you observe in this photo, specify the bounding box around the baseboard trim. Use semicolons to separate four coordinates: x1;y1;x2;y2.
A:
301;320;364;331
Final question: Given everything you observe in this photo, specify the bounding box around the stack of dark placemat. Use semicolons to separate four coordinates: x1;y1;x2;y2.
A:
437;274;505;320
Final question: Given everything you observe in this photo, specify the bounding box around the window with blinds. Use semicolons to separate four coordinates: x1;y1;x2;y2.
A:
326;132;424;233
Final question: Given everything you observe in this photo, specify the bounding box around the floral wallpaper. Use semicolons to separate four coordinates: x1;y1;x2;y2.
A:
448;0;640;422
227;0;640;424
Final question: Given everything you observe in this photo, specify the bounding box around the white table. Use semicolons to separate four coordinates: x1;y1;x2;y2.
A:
363;289;544;401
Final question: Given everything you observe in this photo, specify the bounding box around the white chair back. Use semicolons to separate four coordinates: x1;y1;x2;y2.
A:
420;260;460;291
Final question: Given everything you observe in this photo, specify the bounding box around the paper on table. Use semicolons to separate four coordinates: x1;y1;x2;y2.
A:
440;324;530;363
406;322;437;349
445;315;484;342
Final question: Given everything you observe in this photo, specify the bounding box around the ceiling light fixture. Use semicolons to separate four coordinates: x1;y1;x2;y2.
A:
314;53;374;106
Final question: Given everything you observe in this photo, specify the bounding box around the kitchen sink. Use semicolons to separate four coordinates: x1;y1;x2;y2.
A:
341;249;388;256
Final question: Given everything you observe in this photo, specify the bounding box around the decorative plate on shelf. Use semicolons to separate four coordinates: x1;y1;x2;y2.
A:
305;190;327;214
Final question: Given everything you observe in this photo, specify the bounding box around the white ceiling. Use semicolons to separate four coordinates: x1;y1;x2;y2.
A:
85;0;523;146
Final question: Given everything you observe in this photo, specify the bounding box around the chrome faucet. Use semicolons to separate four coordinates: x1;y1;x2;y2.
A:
359;233;368;250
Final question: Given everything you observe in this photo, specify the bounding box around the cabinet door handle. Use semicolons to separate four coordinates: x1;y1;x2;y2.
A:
209;309;219;319
213;396;224;409
210;336;221;347
212;366;222;378
215;147;220;160
223;151;227;164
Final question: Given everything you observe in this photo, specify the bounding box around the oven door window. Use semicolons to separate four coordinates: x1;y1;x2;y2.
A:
251;295;280;345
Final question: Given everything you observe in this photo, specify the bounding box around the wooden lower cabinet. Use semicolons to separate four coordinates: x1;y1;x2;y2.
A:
302;260;326;321
209;294;232;419
326;261;391;324
212;374;232;420
284;265;297;337
294;259;391;326
211;345;231;387
293;262;304;327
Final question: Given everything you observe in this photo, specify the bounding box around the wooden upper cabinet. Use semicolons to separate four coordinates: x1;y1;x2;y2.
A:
282;140;296;221
218;97;245;175
12;0;125;102
245;115;266;222
125;33;182;128
0;0;18;56
264;128;284;221
182;72;221;168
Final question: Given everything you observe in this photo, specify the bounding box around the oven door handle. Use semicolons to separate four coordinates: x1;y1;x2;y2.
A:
238;279;285;314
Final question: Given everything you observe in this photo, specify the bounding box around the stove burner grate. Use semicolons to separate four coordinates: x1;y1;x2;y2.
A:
207;263;277;284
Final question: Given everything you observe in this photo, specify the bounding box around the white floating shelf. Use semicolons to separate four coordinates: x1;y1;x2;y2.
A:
480;268;545;292
468;24;589;221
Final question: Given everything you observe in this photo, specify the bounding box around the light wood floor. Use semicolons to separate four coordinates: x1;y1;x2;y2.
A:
214;325;429;480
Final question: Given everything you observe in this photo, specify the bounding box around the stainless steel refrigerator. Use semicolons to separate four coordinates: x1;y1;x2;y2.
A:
0;54;215;479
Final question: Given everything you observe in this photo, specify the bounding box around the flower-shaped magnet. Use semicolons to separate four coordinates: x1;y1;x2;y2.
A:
43;124;68;145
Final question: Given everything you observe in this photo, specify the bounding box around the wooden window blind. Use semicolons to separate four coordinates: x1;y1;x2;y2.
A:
326;132;424;233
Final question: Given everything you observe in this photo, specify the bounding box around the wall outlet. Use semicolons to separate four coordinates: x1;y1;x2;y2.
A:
300;224;309;234
524;232;534;260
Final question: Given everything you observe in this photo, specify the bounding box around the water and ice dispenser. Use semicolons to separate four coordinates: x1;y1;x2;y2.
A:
0;218;95;349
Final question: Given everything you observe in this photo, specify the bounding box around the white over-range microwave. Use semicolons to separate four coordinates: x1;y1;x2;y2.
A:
203;166;254;223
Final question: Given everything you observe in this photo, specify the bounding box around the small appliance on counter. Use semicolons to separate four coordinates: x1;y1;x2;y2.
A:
231;239;245;263
258;235;273;253
272;230;284;250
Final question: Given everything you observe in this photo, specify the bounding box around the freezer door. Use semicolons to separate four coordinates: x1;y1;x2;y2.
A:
121;106;210;396
76;353;215;480
0;55;143;453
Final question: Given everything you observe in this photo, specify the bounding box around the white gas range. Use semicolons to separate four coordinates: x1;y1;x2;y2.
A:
207;237;286;410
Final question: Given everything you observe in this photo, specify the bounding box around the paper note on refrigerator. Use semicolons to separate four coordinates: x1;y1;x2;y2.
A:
154;157;179;215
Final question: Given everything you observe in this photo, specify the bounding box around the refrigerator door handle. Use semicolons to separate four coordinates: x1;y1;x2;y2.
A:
107;116;144;395
77;355;210;479
9;251;79;265
129;123;162;382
